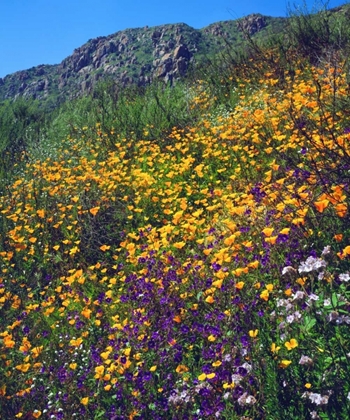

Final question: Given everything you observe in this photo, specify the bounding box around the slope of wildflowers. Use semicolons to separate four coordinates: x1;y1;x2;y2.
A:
1;48;350;419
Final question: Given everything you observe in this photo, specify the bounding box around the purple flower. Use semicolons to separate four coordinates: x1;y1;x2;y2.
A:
240;335;249;347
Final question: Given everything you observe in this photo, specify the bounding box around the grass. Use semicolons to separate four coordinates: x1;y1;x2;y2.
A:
1;5;350;419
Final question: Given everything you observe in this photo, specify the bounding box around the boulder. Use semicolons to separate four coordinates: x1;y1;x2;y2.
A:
174;44;191;60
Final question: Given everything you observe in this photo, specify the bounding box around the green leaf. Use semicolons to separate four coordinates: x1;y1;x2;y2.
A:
331;292;338;308
303;316;316;332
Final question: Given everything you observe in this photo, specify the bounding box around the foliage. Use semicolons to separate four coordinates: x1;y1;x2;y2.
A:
1;3;350;419
285;1;350;63
0;99;51;186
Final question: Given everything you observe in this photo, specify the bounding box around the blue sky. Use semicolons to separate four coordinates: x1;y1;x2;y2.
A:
0;0;347;78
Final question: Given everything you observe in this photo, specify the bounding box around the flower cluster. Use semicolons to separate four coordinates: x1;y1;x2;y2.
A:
1;47;350;419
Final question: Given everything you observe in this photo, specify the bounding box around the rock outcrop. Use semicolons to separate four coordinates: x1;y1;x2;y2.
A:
237;14;267;36
0;14;288;104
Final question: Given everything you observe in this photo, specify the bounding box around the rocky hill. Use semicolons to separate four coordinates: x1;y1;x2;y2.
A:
3;2;350;106
0;13;289;105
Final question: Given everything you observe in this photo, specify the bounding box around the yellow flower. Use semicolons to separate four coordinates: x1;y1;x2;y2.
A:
198;373;207;381
285;338;298;350
248;260;259;269
31;346;43;358
205;295;215;304
208;334;216;342
176;364;189;374
223;382;235;389
100;351;111;360
173;315;181;323
260;290;269;301
150;365;157;372
265;235;278;245
36;209;45;218
173;241;186;249
314;199;329;213
335;203;347;217
278;359;292;368
94;365;105;379
81;308;92;319
4;335;15;348
70;337;83;347
334;234;343;242
279;228;290;235
296;277;306;286
81;397;89;405
15;363;31;373
100;245;111;252
249;329;258;338
342;245;350;256
305;383;312;389
69;246;79;255
89;206;100;216
271;343;281;353
212;279;223;289
262;227;274;237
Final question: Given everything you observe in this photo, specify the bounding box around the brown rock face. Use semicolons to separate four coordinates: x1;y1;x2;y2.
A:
173;45;190;60
0;12;292;103
237;14;267;35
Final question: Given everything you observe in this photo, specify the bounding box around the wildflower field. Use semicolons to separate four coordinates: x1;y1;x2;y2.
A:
1;13;350;420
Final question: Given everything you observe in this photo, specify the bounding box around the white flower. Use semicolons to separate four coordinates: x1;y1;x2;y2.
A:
237;392;256;406
241;362;252;372
308;393;323;405
287;311;302;324
245;395;257;405
231;374;243;384
324;298;331;306
292;291;305;301
321;246;331;256
298;256;327;273
327;311;339;322
318;271;325;280
223;392;231;400
308;393;329;405
339;273;350;282
223;354;232;362
282;266;297;275
286;314;295;323
299;355;313;365
294;311;302;321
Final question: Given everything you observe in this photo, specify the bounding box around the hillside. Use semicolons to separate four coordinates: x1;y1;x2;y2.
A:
1;3;350;419
2;4;349;107
0;14;286;105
